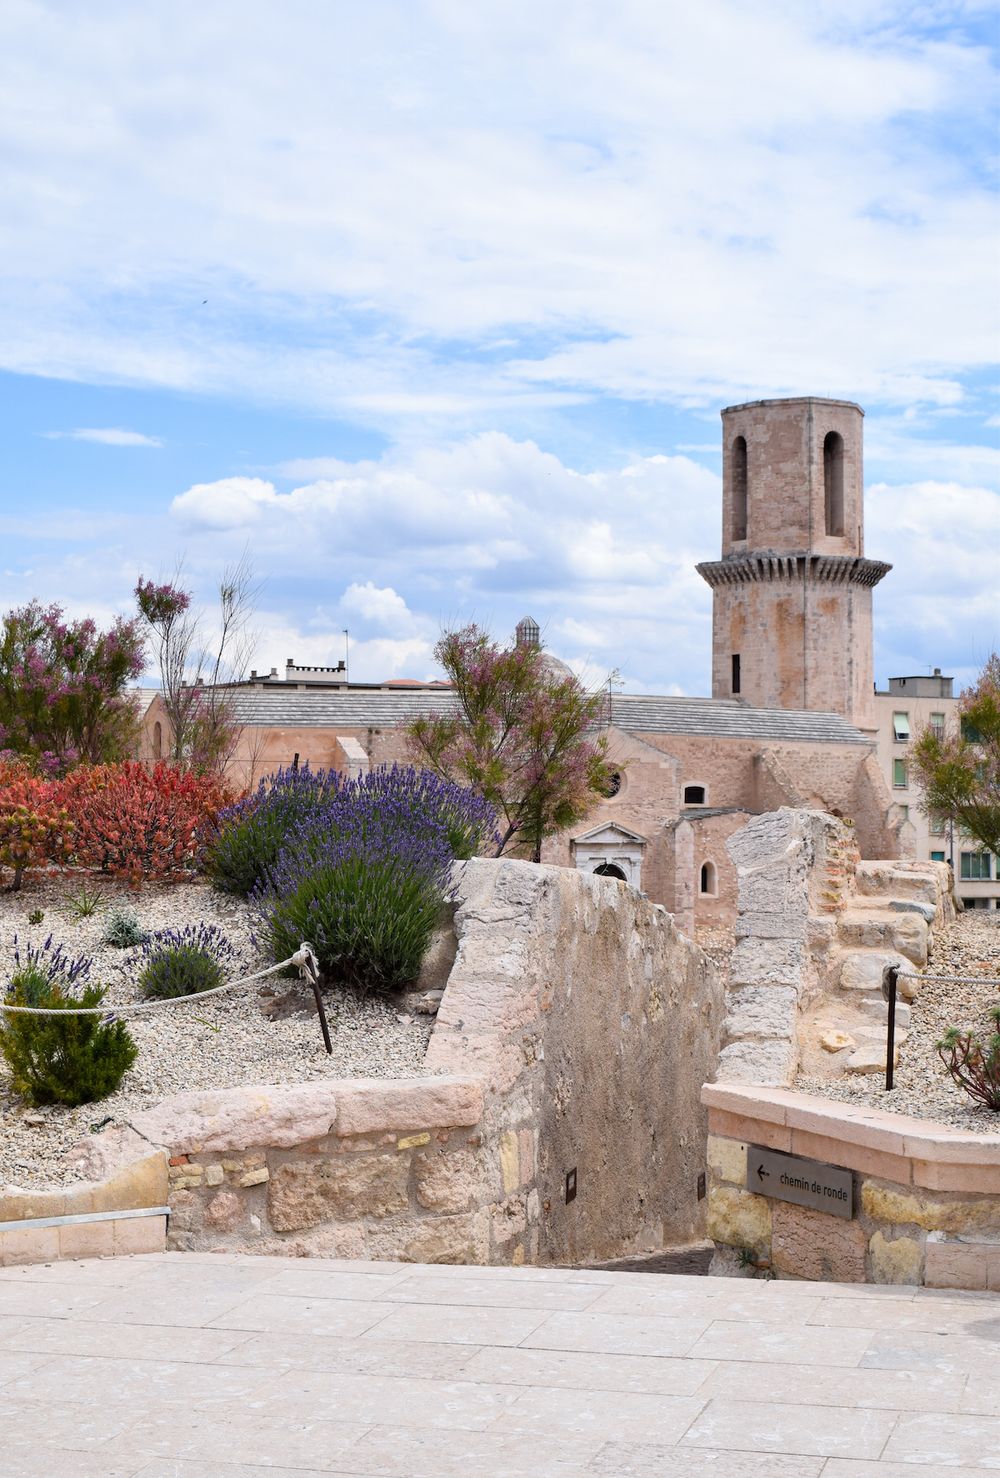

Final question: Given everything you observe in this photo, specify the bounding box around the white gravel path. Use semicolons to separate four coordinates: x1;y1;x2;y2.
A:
0;874;434;1188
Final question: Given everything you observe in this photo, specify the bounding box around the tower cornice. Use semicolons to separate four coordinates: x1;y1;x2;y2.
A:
696;552;892;590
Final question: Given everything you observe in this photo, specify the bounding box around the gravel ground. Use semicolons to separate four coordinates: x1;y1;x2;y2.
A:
798;911;1000;1130
0;874;434;1188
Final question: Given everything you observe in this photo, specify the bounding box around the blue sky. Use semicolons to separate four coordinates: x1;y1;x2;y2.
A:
1;0;997;696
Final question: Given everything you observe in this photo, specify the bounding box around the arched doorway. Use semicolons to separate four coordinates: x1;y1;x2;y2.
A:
594;862;627;882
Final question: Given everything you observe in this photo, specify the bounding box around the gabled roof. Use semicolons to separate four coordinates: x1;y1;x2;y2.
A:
573;822;647;846
220;686;869;745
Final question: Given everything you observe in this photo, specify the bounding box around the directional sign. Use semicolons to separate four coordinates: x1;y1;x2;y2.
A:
746;1145;854;1220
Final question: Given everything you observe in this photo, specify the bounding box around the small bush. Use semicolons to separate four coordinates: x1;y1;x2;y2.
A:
67;762;234;885
138;923;236;1000
208;765;342;898
11;933;92;989
253;766;492;993
0;967;137;1107
27;909;44;926
938;1008;1000;1111
65;881;103;918
101;908;148;949
0;776;73;890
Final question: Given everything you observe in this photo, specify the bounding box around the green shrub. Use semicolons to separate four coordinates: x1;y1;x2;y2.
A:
137;923;235;1000
101;908;148;949
0;966;137;1107
262;856;445;994
938;1008;1000;1111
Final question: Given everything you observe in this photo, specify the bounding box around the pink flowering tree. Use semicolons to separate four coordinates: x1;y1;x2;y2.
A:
135;557;257;776
0;601;144;774
407;624;615;862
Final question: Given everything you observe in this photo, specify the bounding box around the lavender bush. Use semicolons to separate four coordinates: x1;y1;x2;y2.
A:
138;922;237;1001
10;933;92;995
208;765;343;898
253;766;495;994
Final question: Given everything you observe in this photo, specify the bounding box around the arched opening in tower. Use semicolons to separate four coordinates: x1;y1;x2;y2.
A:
732;435;748;540
824;431;845;536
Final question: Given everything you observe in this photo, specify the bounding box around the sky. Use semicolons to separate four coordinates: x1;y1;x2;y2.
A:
1;0;998;697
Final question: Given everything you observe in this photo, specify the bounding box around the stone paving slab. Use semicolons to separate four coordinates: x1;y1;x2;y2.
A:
0;1252;997;1474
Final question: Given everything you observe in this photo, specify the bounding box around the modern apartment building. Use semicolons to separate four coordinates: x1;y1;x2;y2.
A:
874;670;1000;910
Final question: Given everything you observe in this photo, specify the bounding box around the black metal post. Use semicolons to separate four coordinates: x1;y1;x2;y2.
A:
295;945;333;1054
884;964;898;1091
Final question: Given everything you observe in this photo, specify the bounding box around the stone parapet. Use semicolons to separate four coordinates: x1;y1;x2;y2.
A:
701;1082;1000;1289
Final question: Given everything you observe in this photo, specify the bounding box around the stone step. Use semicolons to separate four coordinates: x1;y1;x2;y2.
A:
854;861;942;908
845;1037;903;1075
858;994;913;1028
838;949;919;999
837;908;928;966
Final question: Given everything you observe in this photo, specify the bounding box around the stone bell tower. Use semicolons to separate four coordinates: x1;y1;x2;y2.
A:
696;397;890;731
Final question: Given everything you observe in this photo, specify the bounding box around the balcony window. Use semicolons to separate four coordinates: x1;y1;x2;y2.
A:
960;851;992;881
892;712;910;741
892;758;907;789
929;712;945;738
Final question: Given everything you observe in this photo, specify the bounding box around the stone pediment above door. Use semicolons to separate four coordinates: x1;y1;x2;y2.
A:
573;822;647;849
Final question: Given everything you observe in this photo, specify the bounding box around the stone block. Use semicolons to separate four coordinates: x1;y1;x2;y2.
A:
205;1191;246;1233
0;1224;60;1265
869;1230;923;1285
725;985;798;1042
771;1200;866;1282
131;1083;341;1153
861;1182;1000;1235
57;1218;114;1260
706;1184;771;1257
334;1077;483;1137
268;1153;411;1232
499;1131;519;1195
413;1147;489;1213
238;1167;270;1188
707;1135;747;1186
838;950;908;994
845;1041;897;1076
204;1164;225;1186
113;1213;166;1255
366;1210;490;1265
716;1038;795;1087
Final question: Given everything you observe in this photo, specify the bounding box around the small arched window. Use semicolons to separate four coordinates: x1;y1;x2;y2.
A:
824;431;844;536
732;436;748;541
153;721;162;760
594;862;627;882
684;784;706;806
699;861;717;897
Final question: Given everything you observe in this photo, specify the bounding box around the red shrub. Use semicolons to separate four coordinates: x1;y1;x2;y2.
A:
65;763;238;885
0;775;72;889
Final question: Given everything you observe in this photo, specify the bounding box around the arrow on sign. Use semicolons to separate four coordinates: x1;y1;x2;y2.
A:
757;1165;770;1183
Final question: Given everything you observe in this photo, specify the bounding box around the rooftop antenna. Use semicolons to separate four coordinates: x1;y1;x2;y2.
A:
343;629;350;684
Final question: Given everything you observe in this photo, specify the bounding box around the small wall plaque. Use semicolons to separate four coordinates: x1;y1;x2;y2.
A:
746;1145;854;1220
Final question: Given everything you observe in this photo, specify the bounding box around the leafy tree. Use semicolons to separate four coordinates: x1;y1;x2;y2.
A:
0;601;144;775
408;624;615;862
911;652;1000;857
135;556;257;775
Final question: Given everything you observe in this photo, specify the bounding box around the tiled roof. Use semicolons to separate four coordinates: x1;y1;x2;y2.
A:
223;686;870;745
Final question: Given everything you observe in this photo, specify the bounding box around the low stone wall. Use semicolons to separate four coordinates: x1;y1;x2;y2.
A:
703;1082;1000;1289
2;858;722;1267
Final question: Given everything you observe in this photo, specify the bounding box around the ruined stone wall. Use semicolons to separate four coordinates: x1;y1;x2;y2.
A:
60;859;722;1269
427;859;725;1265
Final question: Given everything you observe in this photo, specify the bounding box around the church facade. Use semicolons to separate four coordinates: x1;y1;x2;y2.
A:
143;396;908;930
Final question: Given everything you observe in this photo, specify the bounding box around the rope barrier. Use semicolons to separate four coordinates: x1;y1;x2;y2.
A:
0;944;320;1015
896;971;1000;987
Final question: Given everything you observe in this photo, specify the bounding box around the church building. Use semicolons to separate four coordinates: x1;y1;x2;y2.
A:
143;396;908;929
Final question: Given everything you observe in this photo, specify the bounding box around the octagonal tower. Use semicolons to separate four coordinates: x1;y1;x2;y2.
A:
696;397;890;732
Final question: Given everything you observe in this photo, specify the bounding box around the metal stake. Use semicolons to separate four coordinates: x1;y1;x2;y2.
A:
883;964;898;1091
295;943;333;1054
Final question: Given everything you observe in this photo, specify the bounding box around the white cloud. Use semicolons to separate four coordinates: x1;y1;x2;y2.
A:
170;477;280;529
42;427;163;447
0;3;994;420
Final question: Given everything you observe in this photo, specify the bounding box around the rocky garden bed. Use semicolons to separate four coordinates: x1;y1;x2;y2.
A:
0;874;435;1188
798;910;1000;1128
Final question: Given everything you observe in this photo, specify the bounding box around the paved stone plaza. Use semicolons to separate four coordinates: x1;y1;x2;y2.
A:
1;1254;999;1474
